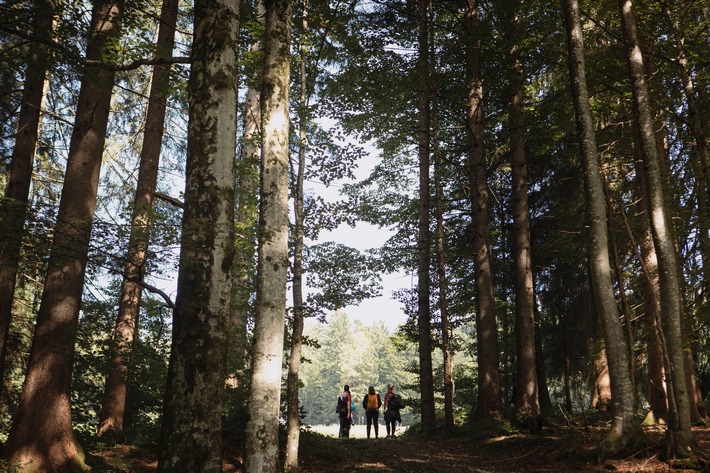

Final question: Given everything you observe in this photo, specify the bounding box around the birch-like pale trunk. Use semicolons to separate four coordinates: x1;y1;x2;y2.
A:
244;0;292;468
562;0;643;457
285;1;308;469
5;2;123;470
98;0;179;435
157;0;239;470
229;0;264;378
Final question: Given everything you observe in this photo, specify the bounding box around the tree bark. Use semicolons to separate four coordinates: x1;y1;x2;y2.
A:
98;0;179;436
417;0;436;432
157;0;239;470
506;3;540;428
244;0;292;468
4;2;123;470
616;0;696;459
463;0;504;421
0;0;55;399
591;349;612;412
285;2;308;469
229;0;264;386
624;174;668;423
430;16;453;427
562;0;643;457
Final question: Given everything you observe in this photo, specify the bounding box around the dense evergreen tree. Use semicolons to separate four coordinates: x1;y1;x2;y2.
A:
0;0;709;468
562;0;644;456
5;1;125;469
98;0;179;436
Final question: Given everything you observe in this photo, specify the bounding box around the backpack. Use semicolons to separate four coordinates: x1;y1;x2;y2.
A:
366;393;379;409
388;394;400;411
337;393;349;415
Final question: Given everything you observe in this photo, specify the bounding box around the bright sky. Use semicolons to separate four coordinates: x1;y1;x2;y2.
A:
304;143;411;332
314;222;411;331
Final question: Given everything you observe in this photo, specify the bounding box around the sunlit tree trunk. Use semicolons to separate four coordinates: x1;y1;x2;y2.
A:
463;0;504;420
285;1;308;469
229;0;264;380
98;0;179;436
4;2;123;470
157;0;239;470
417;0;435;432
591;349;611;412
506;1;539;428
639;230;668;423
0;0;55;399
562;0;643;456
621;174;668;423
642;14;708;423
244;0;292;468
617;0;696;460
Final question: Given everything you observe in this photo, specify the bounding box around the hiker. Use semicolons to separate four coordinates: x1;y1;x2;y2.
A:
336;384;352;438
362;385;382;438
383;383;402;437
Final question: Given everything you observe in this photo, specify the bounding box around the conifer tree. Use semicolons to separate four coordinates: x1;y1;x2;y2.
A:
5;1;124;469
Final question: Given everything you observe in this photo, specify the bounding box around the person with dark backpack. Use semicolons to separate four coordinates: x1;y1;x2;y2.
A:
383;384;402;437
362;385;382;438
336;384;352;438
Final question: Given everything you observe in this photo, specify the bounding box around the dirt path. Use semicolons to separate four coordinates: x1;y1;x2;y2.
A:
297;424;710;472
90;423;709;472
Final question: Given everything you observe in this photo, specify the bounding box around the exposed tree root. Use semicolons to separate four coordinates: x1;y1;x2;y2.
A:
660;429;710;470
596;420;647;462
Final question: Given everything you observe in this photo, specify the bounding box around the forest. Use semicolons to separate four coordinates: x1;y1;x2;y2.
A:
0;0;709;471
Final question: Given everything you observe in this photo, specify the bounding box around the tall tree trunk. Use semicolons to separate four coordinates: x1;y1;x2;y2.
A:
639;230;669;423
0;0;55;399
4;2;124;470
562;0;643;456
229;0;264;387
506;2;539;428
617;179;669;424
616;0;696;460
664;5;710;422
285;2;308;469
463;0;504;421
157;0;239;470
417;0;435;432
244;0;292;468
664;3;710;298
643;13;708;423
98;0;179;436
430;16;453;427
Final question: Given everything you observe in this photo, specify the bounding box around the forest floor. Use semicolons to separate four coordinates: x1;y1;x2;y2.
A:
90;420;710;472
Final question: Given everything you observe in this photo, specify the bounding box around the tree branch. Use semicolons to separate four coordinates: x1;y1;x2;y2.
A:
154;192;184;209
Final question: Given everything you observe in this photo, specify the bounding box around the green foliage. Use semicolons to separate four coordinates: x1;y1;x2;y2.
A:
69;290;170;444
300;312;420;427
